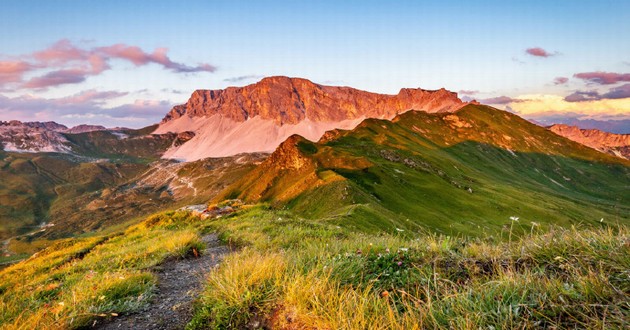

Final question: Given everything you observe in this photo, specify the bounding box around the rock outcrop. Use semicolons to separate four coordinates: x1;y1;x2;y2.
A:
155;76;467;161
549;124;630;159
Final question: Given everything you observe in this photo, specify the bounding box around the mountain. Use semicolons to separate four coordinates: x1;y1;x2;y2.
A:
532;117;630;134
0;121;72;153
549;124;630;159
0;121;195;160
218;104;629;235
0;124;199;240
63;124;107;134
154;76;468;161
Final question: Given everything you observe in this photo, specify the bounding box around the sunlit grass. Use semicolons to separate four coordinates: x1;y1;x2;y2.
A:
0;211;206;329
189;206;629;329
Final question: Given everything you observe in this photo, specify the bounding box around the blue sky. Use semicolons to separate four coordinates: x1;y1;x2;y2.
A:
0;0;629;127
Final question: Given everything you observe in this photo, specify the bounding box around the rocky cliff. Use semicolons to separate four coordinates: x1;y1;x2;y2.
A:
549;124;630;159
161;76;464;125
155;76;467;161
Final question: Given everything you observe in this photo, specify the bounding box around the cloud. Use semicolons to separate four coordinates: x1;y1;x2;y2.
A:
223;75;263;83
564;84;630;102
0;39;217;89
602;83;630;99
573;71;630;85
0;90;168;127
564;90;601;102
57;89;128;105
525;47;556;58
553;77;569;85
478;96;524;105
458;90;479;95
505;94;630;122
98;44;216;73
0;60;37;84
23;69;89;88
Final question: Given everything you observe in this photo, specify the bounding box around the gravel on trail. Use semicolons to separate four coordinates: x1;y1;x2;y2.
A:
95;234;229;330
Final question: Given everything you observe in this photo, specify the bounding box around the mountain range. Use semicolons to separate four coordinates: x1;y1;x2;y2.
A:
0;76;628;242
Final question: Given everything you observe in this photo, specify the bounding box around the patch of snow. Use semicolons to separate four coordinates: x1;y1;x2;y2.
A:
111;132;128;139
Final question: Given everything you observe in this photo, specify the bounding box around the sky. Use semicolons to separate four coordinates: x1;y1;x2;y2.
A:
0;0;629;129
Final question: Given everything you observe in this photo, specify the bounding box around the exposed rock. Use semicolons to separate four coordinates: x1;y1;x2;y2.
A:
0;121;72;153
161;76;466;125
549;124;630;159
155;76;468;161
63;124;107;134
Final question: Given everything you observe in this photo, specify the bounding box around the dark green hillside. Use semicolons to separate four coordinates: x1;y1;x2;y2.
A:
220;104;629;236
62;126;193;162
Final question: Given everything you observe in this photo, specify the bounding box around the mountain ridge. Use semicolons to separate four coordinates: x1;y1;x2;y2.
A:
154;76;469;161
549;124;630;159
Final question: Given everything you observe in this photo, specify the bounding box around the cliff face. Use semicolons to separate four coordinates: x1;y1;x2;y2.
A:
161;76;465;125
549;124;630;159
155;77;467;161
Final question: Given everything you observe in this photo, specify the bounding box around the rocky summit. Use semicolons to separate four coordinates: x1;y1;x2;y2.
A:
550;124;630;159
155;76;468;161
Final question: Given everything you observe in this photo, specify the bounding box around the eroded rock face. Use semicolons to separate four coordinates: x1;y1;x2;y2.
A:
0;121;72;153
156;76;468;161
161;76;466;125
550;124;630;159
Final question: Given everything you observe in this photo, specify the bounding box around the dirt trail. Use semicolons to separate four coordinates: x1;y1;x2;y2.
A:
95;234;229;329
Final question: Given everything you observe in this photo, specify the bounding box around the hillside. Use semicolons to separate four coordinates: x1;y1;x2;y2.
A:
219;104;630;235
154;76;468;161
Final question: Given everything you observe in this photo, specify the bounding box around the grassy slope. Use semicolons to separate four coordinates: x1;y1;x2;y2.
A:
0;210;208;329
189;206;629;329
221;105;629;236
0;152;146;240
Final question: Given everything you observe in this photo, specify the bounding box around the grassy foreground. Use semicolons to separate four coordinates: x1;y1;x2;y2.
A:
1;206;628;329
189;206;629;329
0;211;206;329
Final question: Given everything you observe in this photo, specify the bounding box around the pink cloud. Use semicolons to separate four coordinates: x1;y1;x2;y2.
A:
97;44;216;73
0;91;169;127
0;39;217;89
564;84;630;102
573;71;630;85
458;90;479;95
479;96;524;105
553;77;569;85
57;89;127;105
0;60;35;84
23;69;89;89
32;39;86;64
525;47;555;58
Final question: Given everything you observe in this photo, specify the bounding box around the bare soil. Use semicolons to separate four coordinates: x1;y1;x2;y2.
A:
94;234;229;329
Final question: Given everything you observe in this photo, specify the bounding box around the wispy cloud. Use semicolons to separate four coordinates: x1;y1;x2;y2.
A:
0;39;217;90
525;47;557;58
0;90;169;127
565;84;630;102
553;77;569;85
223;75;263;83
505;94;630;124
478;96;525;105
458;90;479;95
573;71;630;85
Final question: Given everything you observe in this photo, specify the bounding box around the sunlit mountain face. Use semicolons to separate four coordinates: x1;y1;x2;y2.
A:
0;2;628;329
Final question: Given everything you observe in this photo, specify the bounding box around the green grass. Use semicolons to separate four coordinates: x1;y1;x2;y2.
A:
189;206;629;329
221;105;630;237
0;210;208;329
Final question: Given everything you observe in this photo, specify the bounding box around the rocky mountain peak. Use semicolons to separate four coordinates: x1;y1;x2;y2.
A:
549;124;630;159
160;76;466;126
